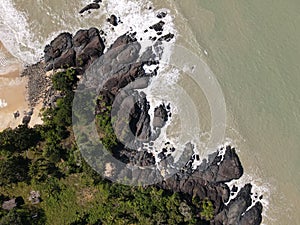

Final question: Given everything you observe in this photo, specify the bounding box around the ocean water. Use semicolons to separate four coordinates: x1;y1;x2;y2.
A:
173;0;300;224
0;0;299;224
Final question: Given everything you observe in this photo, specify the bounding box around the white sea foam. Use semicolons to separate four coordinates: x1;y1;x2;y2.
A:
101;0;176;52
0;0;43;64
222;142;272;225
0;99;8;109
226;172;272;225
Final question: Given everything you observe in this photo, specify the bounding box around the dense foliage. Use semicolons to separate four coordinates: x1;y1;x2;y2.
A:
0;68;214;224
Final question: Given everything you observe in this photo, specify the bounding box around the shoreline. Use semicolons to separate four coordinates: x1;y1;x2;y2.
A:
0;42;43;132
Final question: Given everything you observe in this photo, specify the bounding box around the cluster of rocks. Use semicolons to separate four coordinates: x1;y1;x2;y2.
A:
79;1;119;27
21;61;48;106
23;20;263;223
158;146;263;225
44;28;105;71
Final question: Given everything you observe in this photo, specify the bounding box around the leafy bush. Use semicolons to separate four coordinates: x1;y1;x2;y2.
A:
200;199;214;221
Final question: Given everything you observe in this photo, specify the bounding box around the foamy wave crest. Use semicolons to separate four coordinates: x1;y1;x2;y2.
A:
0;0;42;64
102;0;176;53
0;99;8;108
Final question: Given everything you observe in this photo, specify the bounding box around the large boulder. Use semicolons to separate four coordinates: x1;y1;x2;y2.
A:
52;48;76;69
215;147;244;182
240;202;263;225
44;28;105;71
109;34;137;50
201;146;243;183
214;184;253;225
44;32;73;62
153;104;168;128
75;28;105;68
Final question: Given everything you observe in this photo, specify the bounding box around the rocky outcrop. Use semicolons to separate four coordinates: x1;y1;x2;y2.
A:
240;202;263;225
74;28;105;68
44;33;72;64
214;184;253;225
44;28;105;71
200;146;243;183
37;27;263;224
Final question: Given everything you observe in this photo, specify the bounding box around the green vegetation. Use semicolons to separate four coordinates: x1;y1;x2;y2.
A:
200;199;214;221
95;97;118;151
0;68;214;224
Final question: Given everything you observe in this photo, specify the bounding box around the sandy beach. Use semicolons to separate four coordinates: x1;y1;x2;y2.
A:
0;42;42;131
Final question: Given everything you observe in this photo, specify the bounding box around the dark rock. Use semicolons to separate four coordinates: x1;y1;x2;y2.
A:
72;28;105;68
73;30;89;47
158;152;166;160
21;61;47;107
149;21;165;32
107;14;118;26
153;104;168;128
82;34;105;57
231;185;238;193
200;146;243;183
120;149;155;167
215;147;243;182
44;32;73;63
109;34;137;50
93;0;102;3
22;115;31;125
157;11;167;19
52;48;76;69
215;184;253;225
13;110;20;119
79;3;100;14
240;202;263;225
158;33;174;42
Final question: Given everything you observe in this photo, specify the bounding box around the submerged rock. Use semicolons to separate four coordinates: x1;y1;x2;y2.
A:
157;11;167;19
149;21;165;32
79;3;100;14
107;14;118;26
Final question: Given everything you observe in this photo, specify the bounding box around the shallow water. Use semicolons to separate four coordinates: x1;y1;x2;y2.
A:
0;0;299;224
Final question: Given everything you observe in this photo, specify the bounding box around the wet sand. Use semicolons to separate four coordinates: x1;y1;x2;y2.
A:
0;42;42;131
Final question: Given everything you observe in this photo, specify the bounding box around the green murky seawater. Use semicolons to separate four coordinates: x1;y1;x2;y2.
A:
174;0;300;224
